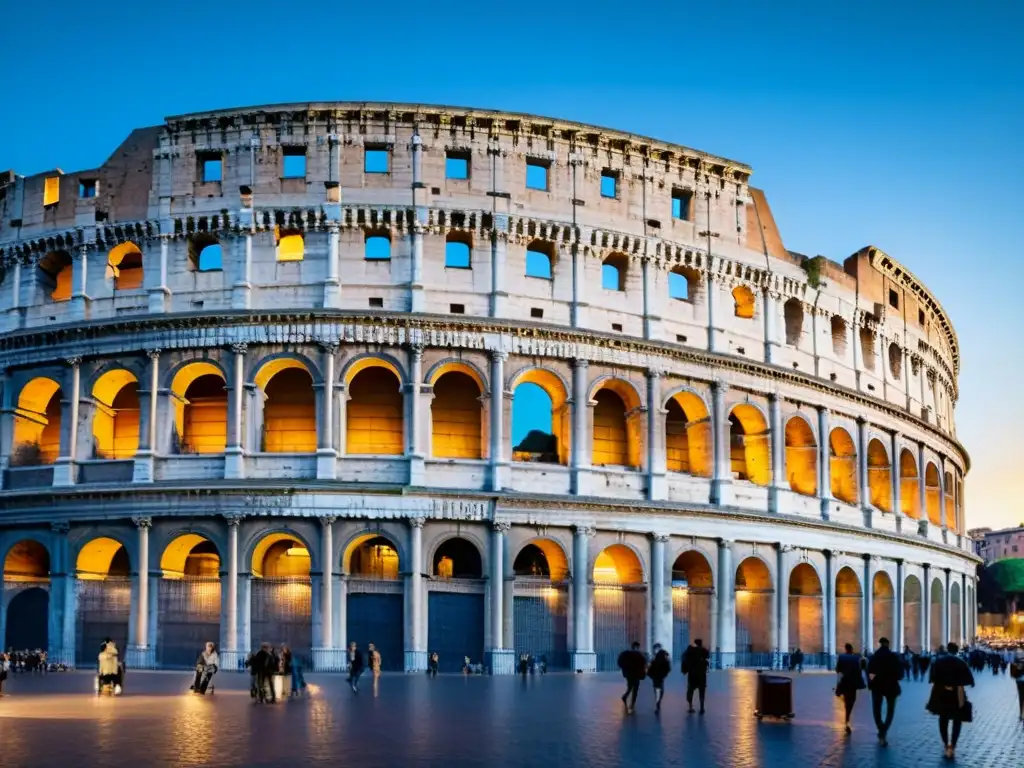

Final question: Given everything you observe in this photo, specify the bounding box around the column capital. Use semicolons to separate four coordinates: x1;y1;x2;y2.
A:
646;368;666;381
50;520;70;534
409;343;425;361
230;342;248;355
320;515;337;527
490;349;509;363
318;341;340;355
778;543;794;553
492;521;511;534
711;378;728;393
571;357;589;370
409;516;426;529
224;513;245;526
717;537;734;548
863;553;874;563
145;348;162;361
574;525;596;538
131;516;153;529
650;532;670;543
65;356;82;367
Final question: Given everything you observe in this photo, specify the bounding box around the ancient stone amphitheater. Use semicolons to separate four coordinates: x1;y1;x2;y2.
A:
0;103;976;673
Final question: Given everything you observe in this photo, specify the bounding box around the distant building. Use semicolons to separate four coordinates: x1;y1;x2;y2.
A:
970;526;1024;564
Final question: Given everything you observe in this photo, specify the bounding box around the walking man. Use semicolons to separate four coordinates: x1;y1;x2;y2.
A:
617;641;647;714
347;641;365;693
648;643;672;713
867;637;904;746
682;638;710;714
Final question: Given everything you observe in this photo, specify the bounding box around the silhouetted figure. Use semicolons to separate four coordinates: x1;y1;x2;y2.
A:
428;652;439;677
347;642;365;693
617;641;647;714
648;644;672;713
681;638;710;714
867;637;903;746
927;642;974;760
835;643;865;734
253;643;277;703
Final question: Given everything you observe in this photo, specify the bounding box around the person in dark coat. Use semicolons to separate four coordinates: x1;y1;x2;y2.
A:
867;637;903;746
681;638;710;714
927;642;974;760
252;643;276;703
347;641;365;693
835;643;866;734
616;641;647;714
647;644;671;713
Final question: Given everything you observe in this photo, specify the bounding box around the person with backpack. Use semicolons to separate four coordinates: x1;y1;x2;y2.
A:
681;638;710;714
617;641;647;714
647;643;672;713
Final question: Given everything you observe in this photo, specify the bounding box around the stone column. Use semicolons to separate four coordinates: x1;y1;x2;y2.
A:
407;344;426;486
404;517;427;671
571;526;596;672
711;380;733;506
895;559;905;651
716;539;735;668
0;369;11;489
891;433;903;524
127;516;155;668
942;568;951;647
316;343;338;480
768;391;784;513
224;343;247;479
775;544;790;669
857;418;871;524
763;289;780;364
488;522;514;673
918;443;928;535
570;359;591;496
641;256;661;341
960;572;967;645
314;515;340;670
922;563;931;652
489;350;509;491
818;406;832;518
650;533;670;655
324;221;341;308
70;245;91;322
862;554;874;652
221;514;242;671
6;260;22;330
938;457;948;535
490;228;508;318
232;230;253;310
53;356;81;487
133;349;160;483
824;550;836;659
706;273;720;353
410;135;426;313
646;369;667;500
148;234;170;313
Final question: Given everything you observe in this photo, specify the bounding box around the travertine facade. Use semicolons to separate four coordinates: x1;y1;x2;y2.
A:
0;103;976;673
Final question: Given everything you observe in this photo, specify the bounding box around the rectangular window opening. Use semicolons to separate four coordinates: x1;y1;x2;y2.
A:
918;309;925;325
526;159;550;191
530;307;544;319
672;188;692;220
611;323;623;332
450;303;465;315
600;170;618;198
365;147;390;174
79;179;97;199
889;289;899;309
199;154;222;183
43;176;60;206
369;297;384;308
676;334;687;343
446;151;470;180
283;149;307;179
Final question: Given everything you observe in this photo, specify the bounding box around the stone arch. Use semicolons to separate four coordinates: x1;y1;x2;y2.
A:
671;549;714;589
344;532;402;580
664;388;712;477
732;285;755;319
592;542;647;670
835;566;862;651
156;532;222;667
251;353;322;390
784;414;818;497
728;403;771;485
510;367;570;465
903;574;923;652
513;538;569;582
159;533;221;578
106;242;144;290
943;470;956;530
525;239;556;279
431;370;484;460
91;368;140;459
788;561;824;655
929;577;944;650
736;556;773;656
2;539;51;580
950;581;963;645
669;265;700;301
783;298;804;346
275;227;304;262
601;252;628;291
248;529;314;662
339;353;407;388
169;361;228;454
829;427;858;504
38;249;73;301
432;536;484;579
187;233;222;272
593;543;645;584
347;364;404;455
671;549;714;654
12;376;62;465
424;359;488;392
867;438;892;512
254;359;316;454
250;531;313;579
76;536;131;578
873;570;896;645
925;462;942;526
589;378;643;470
900;449;921;519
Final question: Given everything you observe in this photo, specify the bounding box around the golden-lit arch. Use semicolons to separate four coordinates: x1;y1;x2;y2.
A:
275;227;304;262
900;449;921;519
13;377;62;464
3;540;51;581
925;462;941;526
511;368;570;465
732;285;756;319
829;428;858;504
92;369;140;459
784;415;817;496
873;570;896;641
735;557;772;591
254;358;316;453
944;471;956;530
789;562;822;595
867;439;892;512
665;390;712;477
170;362;227;454
728;404;770;485
672;550;713;589
431;370;484;459
593;544;643;584
835;565;862;650
513;539;569;582
427;361;486;392
343;356;402;388
160;534;220;578
347;365;404;455
39;250;72;302
253;357;315;392
345;533;401;579
77;537;130;580
107;242;144;290
251;532;311;579
591;379;643;469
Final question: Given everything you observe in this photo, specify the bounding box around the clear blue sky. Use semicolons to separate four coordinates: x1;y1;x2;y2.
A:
2;1;1021;528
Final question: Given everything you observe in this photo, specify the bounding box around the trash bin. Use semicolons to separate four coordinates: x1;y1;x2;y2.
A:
754;672;794;719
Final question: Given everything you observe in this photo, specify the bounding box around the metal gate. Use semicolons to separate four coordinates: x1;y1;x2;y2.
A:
250;577;312;668
158;577;221;668
347;592;404;671
735;592;773;667
5;584;49;650
788;595;824;654
593;585;646;671
427;591;484;673
513;581;569;669
904;600;921;651
672;586;712;657
835;595;861;651
76;577;131;665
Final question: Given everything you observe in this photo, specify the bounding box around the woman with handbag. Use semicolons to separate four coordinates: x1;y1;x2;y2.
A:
835;643;866;734
927;642;975;760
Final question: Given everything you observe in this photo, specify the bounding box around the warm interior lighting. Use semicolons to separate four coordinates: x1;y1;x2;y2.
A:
286;547;310;558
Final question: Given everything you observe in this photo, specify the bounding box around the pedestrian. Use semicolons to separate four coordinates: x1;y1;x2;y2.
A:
793;648;804;673
1011;654;1024;720
648;643;671;713
927;642;974;760
835;643;865;734
98;640;121;695
867;637;903;746
347;641;365;693
253;643;276;703
616;641;647;714
368;642;381;694
0;651;9;696
681;638;710;714
428;652;439;677
191;641;219;695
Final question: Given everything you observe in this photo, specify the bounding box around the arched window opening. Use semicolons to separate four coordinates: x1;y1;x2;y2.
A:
835;566;862;651
732;285;755;319
900;449;920;519
258;538;311;579
262;367;316;453
179;373;228;454
784;298;804;346
925;463;941;526
514;544;550;578
672;551;713;589
784;416;817;497
735;557;773;654
867;439;892;512
160;535;221;579
944;471;956;530
829;428;858;504
188;235;222;272
276;227;304;262
873;571;896;643
665;392;712;477
511;370;569;465
859;326;876;372
365;233;391;261
433;538;482;580
831;316;848;357
513;540;568;582
903;575;923;652
39;250;73;302
728;405;770;485
601;253;628;291
3;540;50;581
92;370;140;460
788;563;824;654
431;371;483;459
525;241;554;279
592;383;642;469
888;343;902;380
347;366;403;455
669;266;698;302
349;536;400;580
77;537;130;580
107;242;144;291
445;234;472;269
12;378;62;466
593;544;643;584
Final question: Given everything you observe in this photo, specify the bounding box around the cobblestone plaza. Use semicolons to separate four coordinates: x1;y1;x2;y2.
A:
0;670;1018;766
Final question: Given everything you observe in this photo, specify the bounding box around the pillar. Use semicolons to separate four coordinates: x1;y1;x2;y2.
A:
489;522;514;673
824;550;836;659
711;380;733;506
960;572;967;644
763;288;779;363
716;539;735;668
857;418;871;522
489;350;509;491
706;273;722;353
775;544;789;669
641;257;661;341
221;514;241;671
895;559;905;651
650;533;670;655
132;349;159;483
891;432;902;525
818;406;831;518
314;516;341;670
570;359;591;495
938;457;948;536
862;554;873;652
148;234;170;313
127;516;155;668
407;344;425;486
410;135;426;313
0;369;11;489
53;357;81;487
646;370;666;500
918;443;929;535
70;245;90;322
571;525;596;672
231;231;253;310
490;230;508;318
404;517;427;671
323;222;341;308
316;344;338;480
225;343;246;479
6;260;22;330
922;563;931;652
942;568;951;647
768;392;784;513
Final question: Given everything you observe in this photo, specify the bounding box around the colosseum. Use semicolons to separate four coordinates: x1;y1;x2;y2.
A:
0;102;977;674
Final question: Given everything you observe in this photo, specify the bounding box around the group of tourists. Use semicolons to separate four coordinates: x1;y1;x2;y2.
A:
517;653;549;675
97;639;126;695
245;643;306;703
343;641;382;693
616;638;711;715
1;649;57;675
